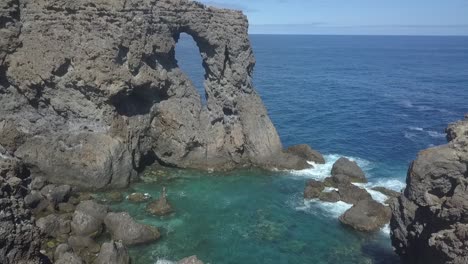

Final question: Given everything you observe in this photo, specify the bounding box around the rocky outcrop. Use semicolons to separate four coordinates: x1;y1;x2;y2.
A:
391;116;468;264
285;144;325;164
0;0;310;190
0;157;49;264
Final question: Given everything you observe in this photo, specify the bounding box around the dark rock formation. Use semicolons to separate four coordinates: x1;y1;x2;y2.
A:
146;187;174;216
0;0;310;190
340;199;392;232
104;212;161;245
331;157;367;183
391;116;468;264
285;144;325;164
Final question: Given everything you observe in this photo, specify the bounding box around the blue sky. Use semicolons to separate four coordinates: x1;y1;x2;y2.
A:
199;0;468;35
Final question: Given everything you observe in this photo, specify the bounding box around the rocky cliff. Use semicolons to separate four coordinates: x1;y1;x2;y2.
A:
391;115;468;264
0;0;308;189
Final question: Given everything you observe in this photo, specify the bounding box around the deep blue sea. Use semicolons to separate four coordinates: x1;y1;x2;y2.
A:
101;35;468;264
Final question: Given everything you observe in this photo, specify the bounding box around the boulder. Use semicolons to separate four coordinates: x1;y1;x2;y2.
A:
146;187;174;216
104;212;161;246
178;256;204;264
304;180;325;199
285;144;325;164
71;200;108;237
55;252;83;264
95;241;130;264
339;199;391;232
30;176;47;190
40;184;72;205
24;191;44;208
331;157;367;183
71;210;103;237
336;183;372;205
75;200;108;222
68;236;101;254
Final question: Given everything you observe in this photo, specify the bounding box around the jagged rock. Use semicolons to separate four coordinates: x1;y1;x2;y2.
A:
286;144;325;164
67;236;101;254
104;212;161;246
391;116;468;264
146;187;174;216
95;241;130;264
0;0;309;191
178;256;204;264
339;199;391;232
324;174;351;186
318;190;341;203
303;180;325;199
331;157;367;183
0;157;48;264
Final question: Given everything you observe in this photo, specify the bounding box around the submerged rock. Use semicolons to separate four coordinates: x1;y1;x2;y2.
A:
331;157;367;183
391;116;468;264
146;187;174;216
178;256;204;264
127;192;151;203
104;212;161;246
339;199;391;232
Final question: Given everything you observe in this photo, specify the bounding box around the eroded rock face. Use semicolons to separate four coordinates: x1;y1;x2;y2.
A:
391;116;468;264
0;0;307;189
0;157;49;264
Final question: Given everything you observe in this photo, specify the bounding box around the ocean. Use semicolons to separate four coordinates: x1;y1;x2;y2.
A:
102;35;468;263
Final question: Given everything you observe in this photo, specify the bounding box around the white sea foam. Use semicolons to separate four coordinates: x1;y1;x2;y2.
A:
404;131;417;140
427;130;445;138
369;179;406;192
352;183;389;204
155;259;175;264
297;199;353;218
408;126;424;131
323;187;338;193
381;224;390;236
289;154;373;180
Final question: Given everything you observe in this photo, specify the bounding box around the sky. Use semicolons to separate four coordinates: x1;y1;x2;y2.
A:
199;0;468;35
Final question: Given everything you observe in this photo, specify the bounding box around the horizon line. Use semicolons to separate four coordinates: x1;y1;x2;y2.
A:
247;33;468;37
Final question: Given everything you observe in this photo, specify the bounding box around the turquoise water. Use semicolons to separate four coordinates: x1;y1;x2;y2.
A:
106;160;395;264
106;35;468;263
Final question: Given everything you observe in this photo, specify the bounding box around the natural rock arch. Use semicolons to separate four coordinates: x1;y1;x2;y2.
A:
1;0;309;190
174;32;207;106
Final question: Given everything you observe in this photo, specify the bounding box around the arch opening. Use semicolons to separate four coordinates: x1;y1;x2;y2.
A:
175;32;207;106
